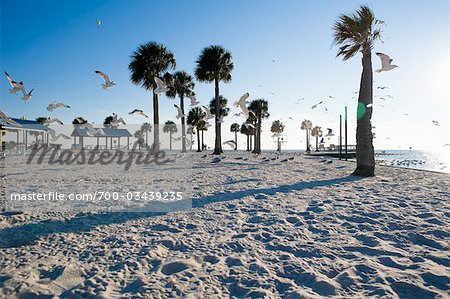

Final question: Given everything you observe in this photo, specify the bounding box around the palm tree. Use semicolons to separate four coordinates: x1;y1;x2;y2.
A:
195;45;234;155
198;119;208;150
165;71;195;152
311;126;323;151
301;119;313;152
140;122;152;148
35;117;47;124
163;120;177;151
230;123;240;151
248;99;270;154
129;41;176;151
72;117;87;125
186;126;194;151
271;120;285;153
134;130;144;149
208;95;230;119
333;5;381;177
104;115;114;128
187;107;206;152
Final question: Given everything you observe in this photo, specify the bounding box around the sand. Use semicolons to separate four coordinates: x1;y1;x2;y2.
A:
0;151;449;298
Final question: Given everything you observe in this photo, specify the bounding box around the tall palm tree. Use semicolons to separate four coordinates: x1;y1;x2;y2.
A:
311;126;323;151
301;119;313;152
271;120;285;153
333;5;381;177
195;45;234;155
187;107;206;152
248;99;270;154
129;41;176;151
163;120;178;150
165;71;195;152
230;123;240;151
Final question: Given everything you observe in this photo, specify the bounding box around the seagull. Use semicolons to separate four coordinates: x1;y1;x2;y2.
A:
328;95;334;99
403;113;409;117
174;104;185;119
48;129;71;141
19;85;35;103
432;120;439;126
4;71;23;95
188;95;200;106
129;109;148;118
223;140;236;149
47;101;71;112
242;123;256;129
233;112;243;117
78;122;105;136
288;117;294;120
202;105;214;120
154;77;168;94
311;101;323;109
44;117;64;125
377;86;389;89
233;92;249;108
96;19;101;28
204;122;211;129
295;97;305;104
375;52;399;72
375;19;386;25
110;113;126;127
325;128;334;137
95;70;116;90
0;110;21;126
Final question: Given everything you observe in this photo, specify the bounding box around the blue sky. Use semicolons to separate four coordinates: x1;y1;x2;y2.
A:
1;0;449;150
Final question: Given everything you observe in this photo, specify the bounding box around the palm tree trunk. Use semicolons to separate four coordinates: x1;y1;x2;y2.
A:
169;132;172;151
234;131;237;150
246;134;249;151
196;128;201;152
180;95;186;152
201;130;204;151
153;90;160;151
316;136;319;151
213;78;222;154
305;130;308;152
353;49;375;177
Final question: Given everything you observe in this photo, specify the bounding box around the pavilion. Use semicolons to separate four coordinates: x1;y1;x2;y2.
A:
71;126;132;149
0;118;51;150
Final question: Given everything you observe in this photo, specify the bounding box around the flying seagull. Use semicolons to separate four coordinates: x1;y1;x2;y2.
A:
78;123;105;136
288;117;294;120
96;19;101;28
48;129;71;141
375;52;398;72
325;128;334;137
129;109;148;118
47;101;70;112
174;104;185;119
19;86;35;103
154;77;168;94
95;70;116;90
223;140;236;149
311;101;323;109
0;110;21;126
432;120;439;126
4;71;23;95
110;113;126;128
188;95;200;106
44;117;64;125
202;105;214;120
377;86;389;89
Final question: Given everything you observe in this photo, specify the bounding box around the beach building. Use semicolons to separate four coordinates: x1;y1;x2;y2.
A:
70;126;132;149
0;118;51;150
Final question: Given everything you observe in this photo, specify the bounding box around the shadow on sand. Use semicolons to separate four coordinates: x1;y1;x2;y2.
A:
0;175;361;248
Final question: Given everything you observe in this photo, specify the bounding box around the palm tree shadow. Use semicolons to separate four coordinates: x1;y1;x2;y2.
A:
0;176;361;249
193;175;361;208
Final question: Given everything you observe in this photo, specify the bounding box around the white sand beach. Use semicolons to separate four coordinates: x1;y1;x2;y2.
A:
0;152;449;298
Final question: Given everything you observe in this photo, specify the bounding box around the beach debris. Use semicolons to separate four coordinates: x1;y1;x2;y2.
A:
95;70;116;90
375;52;398;72
47;100;71;112
154;77;168;94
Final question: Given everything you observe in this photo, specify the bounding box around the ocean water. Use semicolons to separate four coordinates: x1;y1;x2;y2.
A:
375;150;450;174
